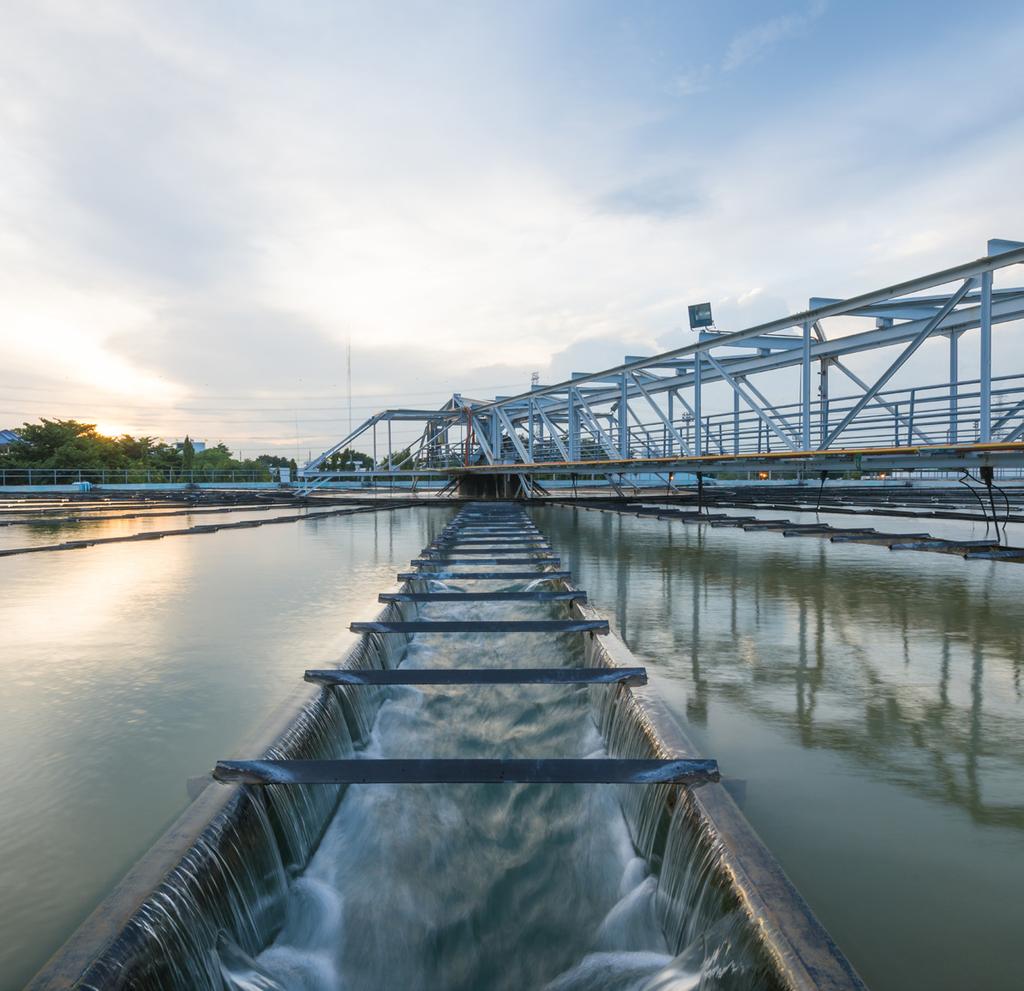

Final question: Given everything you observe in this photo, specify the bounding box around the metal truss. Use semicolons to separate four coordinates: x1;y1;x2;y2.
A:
301;239;1024;490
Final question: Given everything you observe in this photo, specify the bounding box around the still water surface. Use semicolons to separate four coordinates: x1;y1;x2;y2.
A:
0;507;450;989
532;505;1024;991
3;503;1023;990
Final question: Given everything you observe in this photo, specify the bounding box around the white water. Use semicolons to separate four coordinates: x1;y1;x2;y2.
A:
218;579;749;991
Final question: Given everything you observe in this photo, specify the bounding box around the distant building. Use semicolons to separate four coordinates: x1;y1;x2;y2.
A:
174;439;207;453
0;429;21;446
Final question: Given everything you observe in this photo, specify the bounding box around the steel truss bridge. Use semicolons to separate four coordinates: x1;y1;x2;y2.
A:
301;239;1024;495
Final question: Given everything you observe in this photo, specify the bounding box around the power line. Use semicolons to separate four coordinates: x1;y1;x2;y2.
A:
0;380;532;400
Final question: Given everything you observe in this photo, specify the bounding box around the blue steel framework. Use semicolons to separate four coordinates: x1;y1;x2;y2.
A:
301;240;1024;493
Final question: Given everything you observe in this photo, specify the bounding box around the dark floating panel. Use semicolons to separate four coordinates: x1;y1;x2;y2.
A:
410;557;560;566
304;666;646;686
379;590;586;602
420;547;553;556
398;571;571;580
213;757;719;785
349;620;609;634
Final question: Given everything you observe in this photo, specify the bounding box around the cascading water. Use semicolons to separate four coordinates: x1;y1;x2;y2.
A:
72;508;783;991
213;590;777;989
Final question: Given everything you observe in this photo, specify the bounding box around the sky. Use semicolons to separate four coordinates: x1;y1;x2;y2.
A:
1;0;1023;458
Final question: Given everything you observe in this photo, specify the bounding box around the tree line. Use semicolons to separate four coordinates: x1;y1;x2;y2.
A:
0;419;297;478
0;418;405;480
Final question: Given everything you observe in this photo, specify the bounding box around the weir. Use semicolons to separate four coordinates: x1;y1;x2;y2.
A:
28;503;865;991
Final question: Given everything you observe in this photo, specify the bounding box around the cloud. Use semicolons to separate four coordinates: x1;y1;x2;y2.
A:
595;177;704;220
673;65;713;96
0;1;1023;456
723;1;827;72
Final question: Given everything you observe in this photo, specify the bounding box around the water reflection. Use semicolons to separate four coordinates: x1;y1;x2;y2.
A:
534;506;1024;829
534;505;1024;990
0;506;450;990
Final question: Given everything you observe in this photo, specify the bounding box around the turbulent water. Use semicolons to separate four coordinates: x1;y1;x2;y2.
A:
216;515;755;991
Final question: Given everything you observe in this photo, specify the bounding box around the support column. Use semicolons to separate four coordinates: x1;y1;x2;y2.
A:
667;389;674;456
949;331;960;444
979;270;992;442
818;359;829;447
568;390;579;461
693;354;703;457
801;319;812;449
733;384;740;454
618;376;629;458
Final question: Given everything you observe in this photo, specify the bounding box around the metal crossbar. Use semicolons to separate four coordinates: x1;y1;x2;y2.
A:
300;240;1024;482
410;557;560;566
350;620;608;634
304;666;645;686
378;591;586;602
213;758;719;785
434;538;548;545
421;547;552;556
398;571;570;580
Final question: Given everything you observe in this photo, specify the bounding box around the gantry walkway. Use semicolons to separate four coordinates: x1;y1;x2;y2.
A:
299;239;1024;494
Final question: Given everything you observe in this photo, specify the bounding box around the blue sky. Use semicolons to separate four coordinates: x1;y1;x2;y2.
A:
1;1;1023;455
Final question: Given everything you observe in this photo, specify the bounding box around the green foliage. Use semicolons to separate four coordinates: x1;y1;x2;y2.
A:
0;418;298;481
180;435;196;470
256;454;297;471
323;447;374;470
380;445;414;468
4;419;124;470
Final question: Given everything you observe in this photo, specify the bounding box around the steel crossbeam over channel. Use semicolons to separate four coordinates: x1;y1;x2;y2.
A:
301;239;1024;492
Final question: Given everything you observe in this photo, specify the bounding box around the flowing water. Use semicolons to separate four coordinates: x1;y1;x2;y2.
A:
0;507;448;990
212;508;772;991
7;500;1023;990
532;504;1024;991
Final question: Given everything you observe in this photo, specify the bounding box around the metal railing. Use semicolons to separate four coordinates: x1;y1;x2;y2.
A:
0;468;279;486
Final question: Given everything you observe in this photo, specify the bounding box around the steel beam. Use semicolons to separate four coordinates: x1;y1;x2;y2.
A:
213;758;720;785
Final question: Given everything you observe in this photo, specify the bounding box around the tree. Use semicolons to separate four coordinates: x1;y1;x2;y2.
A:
3;419;124;469
0;417;310;482
324;447;374;470
256;454;297;471
193;443;236;472
380;445;414;469
118;435;157;462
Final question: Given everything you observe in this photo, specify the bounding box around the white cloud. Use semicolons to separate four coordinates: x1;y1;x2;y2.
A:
673;65;713;96
0;1;1022;454
722;1;827;72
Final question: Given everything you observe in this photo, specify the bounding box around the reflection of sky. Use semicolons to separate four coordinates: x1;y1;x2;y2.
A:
0;507;452;989
1;3;1023;454
0;506;312;550
536;505;1024;991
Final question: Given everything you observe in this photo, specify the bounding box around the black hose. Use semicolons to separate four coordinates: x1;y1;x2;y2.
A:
957;470;992;536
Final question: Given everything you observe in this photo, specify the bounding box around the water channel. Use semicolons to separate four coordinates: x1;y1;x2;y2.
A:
2;502;1022;990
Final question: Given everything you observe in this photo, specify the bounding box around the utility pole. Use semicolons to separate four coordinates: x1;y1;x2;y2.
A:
347;339;353;435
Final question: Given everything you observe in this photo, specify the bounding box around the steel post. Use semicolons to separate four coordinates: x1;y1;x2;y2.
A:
694;353;702;457
980;269;993;441
949;331;959;443
802;320;812;449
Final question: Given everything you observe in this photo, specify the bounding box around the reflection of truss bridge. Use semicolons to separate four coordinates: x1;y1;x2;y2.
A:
302;240;1024;494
